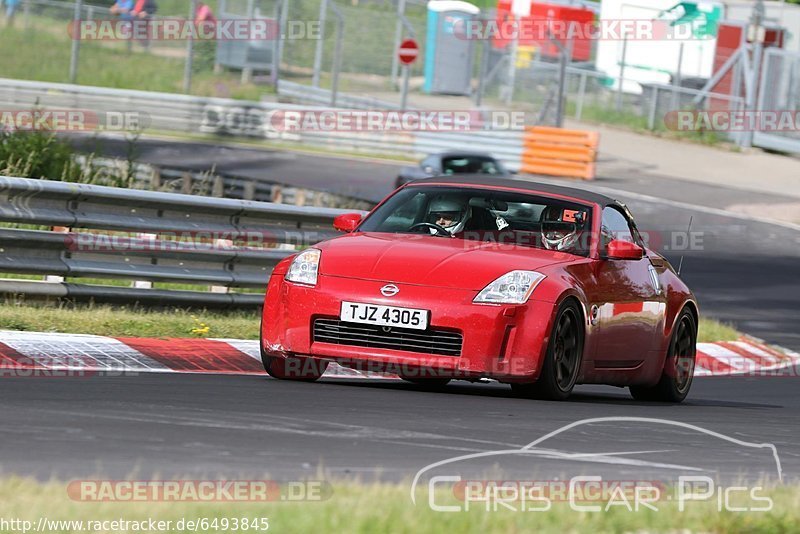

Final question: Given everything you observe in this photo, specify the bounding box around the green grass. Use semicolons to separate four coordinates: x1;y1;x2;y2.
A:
0;476;798;533
0;21;270;100
0;300;741;343
0;301;258;339
698;318;741;343
565;100;730;147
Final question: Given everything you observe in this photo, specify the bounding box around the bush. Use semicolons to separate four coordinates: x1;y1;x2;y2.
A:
0;129;83;181
0;129;139;187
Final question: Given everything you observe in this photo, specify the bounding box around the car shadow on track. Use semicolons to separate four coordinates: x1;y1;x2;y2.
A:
304;377;780;410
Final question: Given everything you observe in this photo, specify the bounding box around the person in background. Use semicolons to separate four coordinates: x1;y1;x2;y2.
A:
195;2;216;26
110;0;135;20
131;0;157;50
110;0;135;52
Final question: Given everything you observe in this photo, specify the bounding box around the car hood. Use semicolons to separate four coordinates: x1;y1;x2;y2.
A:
316;232;574;290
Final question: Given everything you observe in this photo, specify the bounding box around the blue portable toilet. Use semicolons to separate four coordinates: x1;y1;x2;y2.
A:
423;0;480;95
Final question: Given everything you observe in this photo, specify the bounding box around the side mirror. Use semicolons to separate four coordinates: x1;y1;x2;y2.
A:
606;239;644;260
333;213;363;233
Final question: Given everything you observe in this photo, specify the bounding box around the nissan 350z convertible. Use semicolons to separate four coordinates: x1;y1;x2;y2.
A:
260;176;699;402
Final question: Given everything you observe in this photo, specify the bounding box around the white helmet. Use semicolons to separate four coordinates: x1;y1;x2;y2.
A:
428;196;470;235
540;206;582;251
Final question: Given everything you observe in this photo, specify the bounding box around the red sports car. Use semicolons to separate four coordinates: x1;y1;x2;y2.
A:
260;176;698;402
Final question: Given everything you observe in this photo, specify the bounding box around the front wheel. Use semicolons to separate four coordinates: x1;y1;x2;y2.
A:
261;351;328;382
630;309;697;403
512;300;584;401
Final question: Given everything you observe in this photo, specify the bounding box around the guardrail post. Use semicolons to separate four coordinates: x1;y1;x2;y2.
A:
212;175;225;197
45;226;70;283
150;168;161;191
181;172;193;194
243;181;256;200
271;185;283;203
648;85;659;130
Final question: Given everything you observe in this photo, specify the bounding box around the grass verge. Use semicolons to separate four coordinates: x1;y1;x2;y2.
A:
0;22;268;100
0;300;741;343
0;301;258;339
0;476;798;533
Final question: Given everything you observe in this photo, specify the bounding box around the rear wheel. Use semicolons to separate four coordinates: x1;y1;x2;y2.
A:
630;309;696;403
511;301;583;401
261;349;328;382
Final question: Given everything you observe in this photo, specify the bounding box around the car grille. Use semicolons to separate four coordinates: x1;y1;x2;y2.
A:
313;318;463;357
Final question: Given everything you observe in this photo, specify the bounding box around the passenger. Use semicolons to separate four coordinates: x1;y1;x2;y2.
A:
540;205;586;252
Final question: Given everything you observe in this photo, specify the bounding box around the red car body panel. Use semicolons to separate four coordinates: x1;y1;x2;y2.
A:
261;179;698;387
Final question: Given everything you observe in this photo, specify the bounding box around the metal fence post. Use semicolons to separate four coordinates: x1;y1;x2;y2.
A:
742;0;766;149
575;71;587;121
312;0;329;88
274;0;289;84
555;39;572;128
504;34;518;104
182;0;197;94
616;35;628;112
329;2;344;106
671;42;684;111
69;0;83;84
475;37;489;107
390;0;407;88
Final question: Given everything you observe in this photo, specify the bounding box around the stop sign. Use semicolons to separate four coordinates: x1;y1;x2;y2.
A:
397;38;419;65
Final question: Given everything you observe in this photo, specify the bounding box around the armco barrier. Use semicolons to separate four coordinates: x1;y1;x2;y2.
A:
0;176;359;308
0;78;526;171
520;126;599;180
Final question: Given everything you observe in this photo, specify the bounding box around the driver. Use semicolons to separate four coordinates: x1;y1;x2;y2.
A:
427;196;471;235
540;205;585;252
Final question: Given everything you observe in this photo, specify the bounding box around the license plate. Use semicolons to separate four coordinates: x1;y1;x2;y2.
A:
340;301;429;331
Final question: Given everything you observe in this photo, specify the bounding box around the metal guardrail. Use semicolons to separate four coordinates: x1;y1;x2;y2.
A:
74;155;374;208
0;176;356;307
277;80;402;110
0;78;526;171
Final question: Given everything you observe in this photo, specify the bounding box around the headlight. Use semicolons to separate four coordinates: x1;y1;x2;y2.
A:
473;270;546;304
285;248;321;286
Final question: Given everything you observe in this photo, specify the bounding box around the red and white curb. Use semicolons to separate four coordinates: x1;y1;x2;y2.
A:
0;330;797;379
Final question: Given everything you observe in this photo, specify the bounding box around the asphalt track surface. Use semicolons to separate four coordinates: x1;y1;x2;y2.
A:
5;136;796;485
1;374;797;483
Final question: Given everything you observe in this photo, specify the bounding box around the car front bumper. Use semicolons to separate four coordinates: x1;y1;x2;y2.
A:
260;274;558;380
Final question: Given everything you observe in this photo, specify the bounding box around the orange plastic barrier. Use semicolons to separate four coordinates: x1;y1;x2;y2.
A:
520;126;599;180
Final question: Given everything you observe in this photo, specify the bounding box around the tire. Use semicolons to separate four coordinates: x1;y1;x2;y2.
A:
261;347;328;382
630;309;697;403
511;300;584;401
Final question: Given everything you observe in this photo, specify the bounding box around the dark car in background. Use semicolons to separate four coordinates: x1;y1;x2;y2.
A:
395;152;510;188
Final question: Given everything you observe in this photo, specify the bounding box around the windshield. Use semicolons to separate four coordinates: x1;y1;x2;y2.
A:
357;186;593;256
441;156;506;175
